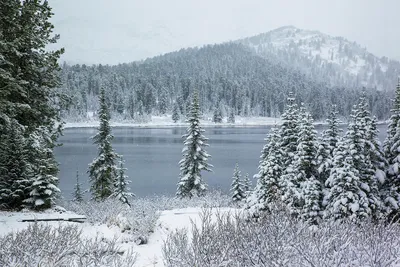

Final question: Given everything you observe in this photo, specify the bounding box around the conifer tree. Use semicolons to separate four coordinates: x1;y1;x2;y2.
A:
243;173;251;196
247;126;283;214
213;105;223;123
0;0;64;210
0;120;30;209
72;171;83;202
383;79;400;217
111;159;134;206
230;163;245;202
324;142;369;222
177;92;212;198
88;88;120;201
172;102;180;123
228;109;235;124
279;93;299;168
282;110;320;216
301;176;322;224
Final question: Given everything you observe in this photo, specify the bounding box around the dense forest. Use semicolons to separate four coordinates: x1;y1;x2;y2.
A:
59;43;393;123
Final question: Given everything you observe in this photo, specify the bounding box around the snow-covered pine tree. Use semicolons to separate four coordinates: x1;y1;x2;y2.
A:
345;104;381;218
213;105;223;123
24;127;61;210
177;92;213;198
246;126;283;215
228;109;235;124
111;159;134;206
243;173;251;196
230;163;245;202
317;105;342;185
72;171;83;202
324;141;369;222
282;108;321;217
366;116;387;185
301;175;323;224
0;120;30;209
383;79;400;218
88;88;120;201
172;102;180;123
279;92;299;169
0;0;64;210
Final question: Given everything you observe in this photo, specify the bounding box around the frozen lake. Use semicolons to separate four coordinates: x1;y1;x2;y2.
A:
55;124;388;198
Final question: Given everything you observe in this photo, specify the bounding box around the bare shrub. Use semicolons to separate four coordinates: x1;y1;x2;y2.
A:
163;207;400;267
0;223;136;267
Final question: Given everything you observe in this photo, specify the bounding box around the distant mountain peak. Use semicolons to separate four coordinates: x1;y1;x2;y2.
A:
238;26;399;91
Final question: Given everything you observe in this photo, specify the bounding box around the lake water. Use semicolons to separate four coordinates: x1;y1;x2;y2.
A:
55;124;388;198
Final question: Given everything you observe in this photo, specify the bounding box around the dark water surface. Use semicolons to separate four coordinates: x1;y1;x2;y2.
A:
55;125;388;198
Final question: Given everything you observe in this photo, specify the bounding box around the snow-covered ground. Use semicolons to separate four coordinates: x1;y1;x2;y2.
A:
0;207;237;267
64;115;282;129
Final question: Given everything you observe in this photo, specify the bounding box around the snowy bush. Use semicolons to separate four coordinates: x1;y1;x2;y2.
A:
0;223;136;267
163;207;400;267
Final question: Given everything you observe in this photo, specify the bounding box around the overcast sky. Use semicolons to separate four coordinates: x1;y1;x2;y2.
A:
49;0;400;65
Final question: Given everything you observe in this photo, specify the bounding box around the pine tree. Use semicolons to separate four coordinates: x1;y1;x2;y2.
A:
72;171;83;202
111;159;134;206
0;0;64;210
213;105;223;123
230;164;245;202
301;176;322;224
383;79;400;217
159;87;168;115
172;102;180;123
88;88;120;201
243;173;251;196
0;120;30;209
282;110;320;216
177;92;212;198
247;126;283;214
324;142;369;222
279;93;299;168
228;109;235;124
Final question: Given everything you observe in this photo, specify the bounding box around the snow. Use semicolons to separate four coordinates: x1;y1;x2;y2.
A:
64;115;282;129
0;207;237;267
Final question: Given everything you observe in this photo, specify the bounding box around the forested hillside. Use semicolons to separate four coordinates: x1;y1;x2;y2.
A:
59;43;392;122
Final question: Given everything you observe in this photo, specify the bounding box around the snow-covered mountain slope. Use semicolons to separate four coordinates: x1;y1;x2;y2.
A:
239;26;400;91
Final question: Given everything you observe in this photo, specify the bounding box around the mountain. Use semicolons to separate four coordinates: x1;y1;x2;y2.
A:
59;43;391;122
239;26;400;91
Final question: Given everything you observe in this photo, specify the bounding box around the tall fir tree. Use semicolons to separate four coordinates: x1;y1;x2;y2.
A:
246;126;283;215
227;109;235;124
88;88;120;201
279;93;299;169
111;159;134;206
324;141;369;222
282;109;321;216
177;92;212;198
213;105;223;123
0;0;64;210
72;170;83;202
230;163;245;202
243;173;251;196
383;79;400;217
172;102;180;123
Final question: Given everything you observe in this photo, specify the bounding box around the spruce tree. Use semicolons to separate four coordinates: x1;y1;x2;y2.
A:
111;159;134;206
324;142;369;222
282;110;320;216
213;105;223;123
279;93;299;168
247;126;283;214
72;171;83;202
243;173;251;196
383;79;400;217
177;92;212;198
172;102;180;123
0;0;64;210
0;120;30;209
88;88;119;201
230;163;245;202
301;176;322;224
228;109;235;124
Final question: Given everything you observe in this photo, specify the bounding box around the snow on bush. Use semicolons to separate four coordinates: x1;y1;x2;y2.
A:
163;206;400;267
0;223;136;267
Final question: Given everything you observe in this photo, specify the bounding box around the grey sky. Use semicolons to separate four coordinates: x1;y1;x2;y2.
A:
50;0;400;65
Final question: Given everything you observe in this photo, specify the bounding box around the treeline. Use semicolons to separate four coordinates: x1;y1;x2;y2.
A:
59;43;392;122
239;82;400;222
